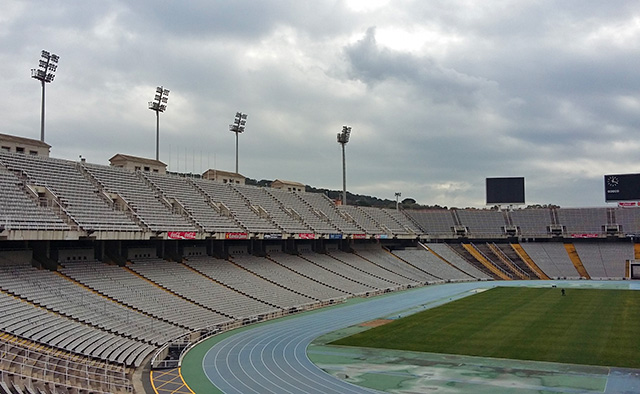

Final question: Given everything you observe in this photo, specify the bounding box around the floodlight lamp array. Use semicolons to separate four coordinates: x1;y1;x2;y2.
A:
337;125;351;144
149;86;170;112
229;112;248;134
31;50;59;83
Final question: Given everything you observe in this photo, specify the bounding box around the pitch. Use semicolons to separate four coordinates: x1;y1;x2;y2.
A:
331;286;640;369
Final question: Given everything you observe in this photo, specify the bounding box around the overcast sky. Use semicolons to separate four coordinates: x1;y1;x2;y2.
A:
2;0;639;208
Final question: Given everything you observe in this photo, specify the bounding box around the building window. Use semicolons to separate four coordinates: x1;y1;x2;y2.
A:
1;146;10;152
153;169;159;173
16;147;24;154
144;166;150;171
135;166;141;171
29;150;38;155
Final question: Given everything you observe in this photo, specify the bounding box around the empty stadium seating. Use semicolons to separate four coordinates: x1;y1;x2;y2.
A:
1;150;639;393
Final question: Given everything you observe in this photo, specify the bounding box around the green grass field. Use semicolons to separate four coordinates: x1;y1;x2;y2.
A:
331;287;640;368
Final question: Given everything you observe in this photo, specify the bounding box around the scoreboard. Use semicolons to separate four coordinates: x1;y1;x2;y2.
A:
604;173;640;202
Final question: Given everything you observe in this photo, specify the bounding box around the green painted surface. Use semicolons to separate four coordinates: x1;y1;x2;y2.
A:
331;287;640;369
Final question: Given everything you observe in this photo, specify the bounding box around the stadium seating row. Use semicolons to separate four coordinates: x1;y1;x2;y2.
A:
2;151;639;239
0;240;632;392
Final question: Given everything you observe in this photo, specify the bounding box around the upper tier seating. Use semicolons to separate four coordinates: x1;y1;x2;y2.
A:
296;192;361;233
0;153;139;232
456;210;506;237
358;207;420;236
265;189;338;234
142;172;242;233
0;168;69;231
613;208;640;235
405;210;456;237
191;178;280;233
510;209;552;237
233;185;310;233
83;164;196;232
556;208;607;235
337;205;384;234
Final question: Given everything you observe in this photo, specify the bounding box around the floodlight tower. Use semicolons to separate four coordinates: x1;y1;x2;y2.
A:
395;192;402;210
31;50;59;142
229;112;247;174
148;86;170;161
337;125;352;205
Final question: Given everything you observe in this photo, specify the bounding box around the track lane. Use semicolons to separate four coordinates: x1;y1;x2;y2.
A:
202;281;485;393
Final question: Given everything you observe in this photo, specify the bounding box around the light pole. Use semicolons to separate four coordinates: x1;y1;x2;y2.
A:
337;125;352;205
229;112;247;174
395;192;402;210
31;50;59;142
148;86;170;161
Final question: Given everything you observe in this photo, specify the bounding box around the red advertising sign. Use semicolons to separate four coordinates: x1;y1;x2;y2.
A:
352;234;367;239
225;232;248;240
570;233;599;238
167;231;197;240
298;233;315;239
618;202;638;207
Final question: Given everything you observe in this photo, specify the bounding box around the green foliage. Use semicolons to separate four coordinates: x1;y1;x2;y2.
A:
331;287;640;368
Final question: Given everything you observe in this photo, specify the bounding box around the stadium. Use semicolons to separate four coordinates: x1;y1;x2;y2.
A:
0;132;639;394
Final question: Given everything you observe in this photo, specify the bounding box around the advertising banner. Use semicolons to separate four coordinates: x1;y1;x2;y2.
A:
225;232;248;240
570;233;599;238
167;231;196;240
298;233;315;239
328;234;343;239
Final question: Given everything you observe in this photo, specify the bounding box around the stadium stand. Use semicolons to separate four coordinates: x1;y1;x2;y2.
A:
265;188;339;234
0;167;69;231
510;208;553;237
352;244;439;284
614;207;640;236
142;172;243;233
3;148;640;392
573;242;631;279
191;178;280;233
456;209;507;238
405;210;456;237
83;164;197;232
424;243;492;279
358;207;420;237
391;247;475;281
60;261;231;331
297;192;362;234
337;205;384;234
0;263;185;346
0;152;140;233
269;252;374;296
556;208;608;236
0;331;132;394
233;184;311;234
519;243;581;279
